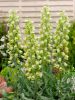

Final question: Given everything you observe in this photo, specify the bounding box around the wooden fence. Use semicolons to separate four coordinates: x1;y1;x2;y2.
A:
0;0;74;33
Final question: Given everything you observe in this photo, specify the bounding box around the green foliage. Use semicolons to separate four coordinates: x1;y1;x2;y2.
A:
2;93;17;100
56;71;75;100
1;68;74;100
1;68;41;100
0;67;19;86
0;20;8;69
69;21;75;68
7;11;22;68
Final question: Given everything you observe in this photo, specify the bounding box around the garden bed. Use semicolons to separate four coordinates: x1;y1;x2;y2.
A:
0;6;75;100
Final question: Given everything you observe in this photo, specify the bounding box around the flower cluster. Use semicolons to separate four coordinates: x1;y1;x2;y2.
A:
7;11;22;68
24;20;42;80
7;7;71;79
52;12;70;69
39;6;52;69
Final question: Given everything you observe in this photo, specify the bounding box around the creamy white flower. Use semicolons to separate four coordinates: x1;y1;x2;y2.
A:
1;36;5;42
57;49;60;53
39;65;42;69
54;64;59;68
14;45;17;48
10;47;13;50
52;59;55;62
44;39;47;43
37;55;41;59
15;53;18;57
65;47;69;53
10;40;14;43
28;57;31;61
28;68;32;72
19;50;22;54
32;55;35;59
41;41;44;45
62;52;65;56
48;44;51;47
52;52;57;56
40;50;43;54
39;60;42;64
65;55;68;60
32;46;35;50
25;62;29;67
32;65;35;68
36;50;39;54
17;60;20;63
60;44;63;47
58;58;62;62
65;35;69;40
44;57;46;60
63;39;67;44
64;62;67;67
8;61;11;64
11;63;14;67
44;48;47;51
0;45;5;49
36;61;39;65
11;21;15;25
15;37;18;40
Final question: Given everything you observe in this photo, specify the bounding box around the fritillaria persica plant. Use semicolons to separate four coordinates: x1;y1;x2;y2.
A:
52;12;70;69
24;20;42;80
39;6;52;71
7;11;22;68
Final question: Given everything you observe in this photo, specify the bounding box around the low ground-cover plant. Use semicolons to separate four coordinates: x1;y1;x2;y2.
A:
0;6;75;100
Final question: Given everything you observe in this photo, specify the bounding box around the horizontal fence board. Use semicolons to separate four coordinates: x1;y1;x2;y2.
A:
21;6;73;12
20;12;73;18
21;17;72;23
21;1;73;6
0;2;19;7
0;0;18;1
0;6;73;14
